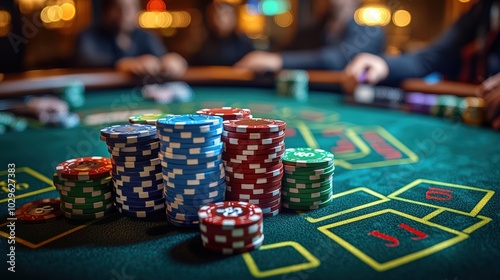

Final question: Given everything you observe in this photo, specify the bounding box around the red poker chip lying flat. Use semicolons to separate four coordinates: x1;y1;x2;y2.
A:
261;204;281;216
226;183;282;195
225;173;283;185
225;162;282;174
223;160;282;170
225;188;281;200
201;225;263;244
225;177;283;189
222;149;285;162
200;220;262;236
223;141;285;151
56;157;112;180
226;165;283;180
15;198;63;223
227;193;281;205
223;119;286;133
198;202;266;254
223;143;285;156
198;201;263;229
201;234;265;255
222;130;285;140
222;135;285;145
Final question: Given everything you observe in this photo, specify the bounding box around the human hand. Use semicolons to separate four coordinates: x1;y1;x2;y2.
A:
234;51;283;73
476;72;500;97
484;86;500;130
160;53;188;79
345;53;389;84
116;54;162;76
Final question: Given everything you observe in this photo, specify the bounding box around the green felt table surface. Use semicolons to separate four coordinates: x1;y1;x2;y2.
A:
0;86;499;280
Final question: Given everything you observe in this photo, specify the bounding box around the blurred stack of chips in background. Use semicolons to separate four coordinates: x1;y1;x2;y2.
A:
276;70;309;102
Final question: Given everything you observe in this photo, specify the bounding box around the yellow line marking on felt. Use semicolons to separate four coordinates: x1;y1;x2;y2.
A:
317;209;468;272
296;121;319;149
388;179;495;217
0;218;103;249
305;187;389;223
242;241;320;278
0;167;55;204
462;215;492;234
0;167;108;249
422;209;446;221
334;129;371;160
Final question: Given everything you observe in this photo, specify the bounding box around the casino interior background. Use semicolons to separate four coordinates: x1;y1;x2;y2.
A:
0;0;476;74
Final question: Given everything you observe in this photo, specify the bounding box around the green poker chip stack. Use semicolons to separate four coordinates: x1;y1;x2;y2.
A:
431;95;462;119
52;173;115;220
276;70;309;102
281;148;335;210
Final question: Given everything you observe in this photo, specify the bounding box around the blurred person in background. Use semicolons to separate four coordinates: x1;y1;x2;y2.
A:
345;0;500;129
235;0;385;72
75;0;187;77
189;1;254;66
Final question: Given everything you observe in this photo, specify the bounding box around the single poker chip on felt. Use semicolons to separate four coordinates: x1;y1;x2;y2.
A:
56;157;112;180
129;113;173;125
100;124;156;139
196;107;252;120
282;148;334;167
223;118;286;133
15;198;63;223
198;201;263;228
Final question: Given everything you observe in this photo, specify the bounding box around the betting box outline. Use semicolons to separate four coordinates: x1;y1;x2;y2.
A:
421;208;492;234
0;167;102;249
297;124;419;170
317;209;469;272
305;187;390;223
336;127;419;169
242;241;320;278
0;167;55;204
388;179;495;217
321;127;371;160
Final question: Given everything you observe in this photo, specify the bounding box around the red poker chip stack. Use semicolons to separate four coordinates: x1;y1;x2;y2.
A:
196;107;252;120
198;201;264;254
221;118;287;217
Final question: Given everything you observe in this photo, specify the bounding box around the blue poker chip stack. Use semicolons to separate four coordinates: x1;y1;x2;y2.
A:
157;115;226;227
100;124;165;218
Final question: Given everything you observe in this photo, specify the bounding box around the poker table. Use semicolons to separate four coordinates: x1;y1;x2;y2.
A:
1;67;499;280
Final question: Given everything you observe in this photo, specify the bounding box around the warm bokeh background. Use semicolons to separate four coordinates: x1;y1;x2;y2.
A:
0;0;476;73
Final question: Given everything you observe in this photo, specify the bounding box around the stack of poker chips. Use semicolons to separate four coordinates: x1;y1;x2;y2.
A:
100;124;165;218
353;84;405;109
142;82;194;104
157;115;226;227
196;107;253;120
198;201;264;254
405;93;486;126
222;119;286;217
405;92;438;114
53;157;114;220
460;97;485;126
129;113;173;125
281;148;335;210
0;112;28;134
276;70;309;102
